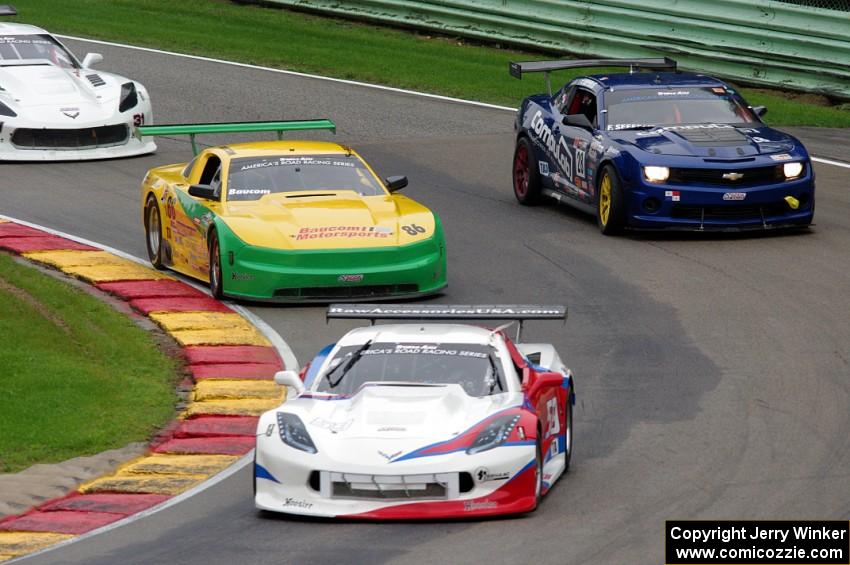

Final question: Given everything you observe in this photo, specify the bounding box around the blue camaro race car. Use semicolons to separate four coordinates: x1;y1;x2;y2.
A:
510;58;815;234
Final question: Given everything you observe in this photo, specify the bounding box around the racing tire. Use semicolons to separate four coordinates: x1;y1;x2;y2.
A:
596;164;626;235
534;431;543;508
208;230;224;299
144;196;165;269
563;391;574;473
513;137;542;205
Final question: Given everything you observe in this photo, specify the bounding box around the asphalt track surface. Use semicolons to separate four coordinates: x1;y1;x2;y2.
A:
6;40;850;565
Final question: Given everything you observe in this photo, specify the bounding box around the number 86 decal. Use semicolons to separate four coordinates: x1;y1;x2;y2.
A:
402;224;426;236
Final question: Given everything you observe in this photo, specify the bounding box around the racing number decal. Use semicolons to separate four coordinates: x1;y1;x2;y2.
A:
546;397;560;438
165;195;177;220
402;224;426;236
133;113;145;126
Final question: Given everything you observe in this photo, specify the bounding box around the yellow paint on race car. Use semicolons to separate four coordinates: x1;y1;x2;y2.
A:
192;379;283;401
115;454;237;476
141;141;438;282
0;532;74;556
78;474;206;496
184;397;282;418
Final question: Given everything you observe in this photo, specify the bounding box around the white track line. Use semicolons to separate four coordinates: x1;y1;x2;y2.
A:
59;35;850;171
0;214;294;563
811;156;850;169
57;34;515;113
10;452;253;564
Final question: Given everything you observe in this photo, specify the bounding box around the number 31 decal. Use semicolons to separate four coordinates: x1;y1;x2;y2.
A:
546;397;560;438
133;113;145;126
402;224;426;236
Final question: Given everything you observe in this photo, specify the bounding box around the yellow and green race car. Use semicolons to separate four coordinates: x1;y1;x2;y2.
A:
138;120;446;301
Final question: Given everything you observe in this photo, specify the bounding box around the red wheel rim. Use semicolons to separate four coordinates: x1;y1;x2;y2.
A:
514;144;529;197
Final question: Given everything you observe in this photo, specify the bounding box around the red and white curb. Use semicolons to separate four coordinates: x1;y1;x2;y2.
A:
0;216;294;562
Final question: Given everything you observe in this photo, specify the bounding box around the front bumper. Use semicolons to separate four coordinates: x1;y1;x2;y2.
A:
624;174;814;231
220;232;447;302
254;435;537;519
0;117;156;161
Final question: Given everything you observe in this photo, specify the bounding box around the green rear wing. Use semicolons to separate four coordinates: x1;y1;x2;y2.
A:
136;119;336;155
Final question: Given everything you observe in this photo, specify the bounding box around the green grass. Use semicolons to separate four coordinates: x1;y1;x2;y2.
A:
11;0;850;127
0;254;178;473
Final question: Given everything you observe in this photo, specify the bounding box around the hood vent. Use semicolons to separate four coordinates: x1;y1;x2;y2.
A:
86;74;106;87
671;127;749;147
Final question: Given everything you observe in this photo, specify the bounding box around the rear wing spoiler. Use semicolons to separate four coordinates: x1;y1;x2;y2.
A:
0;5;17;16
509;57;677;94
136;118;336;155
327;304;567;340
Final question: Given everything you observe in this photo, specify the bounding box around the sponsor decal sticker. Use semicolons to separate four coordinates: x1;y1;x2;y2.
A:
664;190;681;202
770;153;793;161
723;192;747;201
294;226;393;240
231;272;254;281
538;161;549;176
228;189;270;196
474;467;510;483
530;111;572;176
338;274;364;283
282;498;313;509
464;500;498;511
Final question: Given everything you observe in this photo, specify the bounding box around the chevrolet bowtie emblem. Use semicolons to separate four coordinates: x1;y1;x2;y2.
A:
62;111;79;119
722;172;744;181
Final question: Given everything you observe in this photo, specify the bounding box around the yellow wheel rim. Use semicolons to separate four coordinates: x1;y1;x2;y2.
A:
599;174;612;226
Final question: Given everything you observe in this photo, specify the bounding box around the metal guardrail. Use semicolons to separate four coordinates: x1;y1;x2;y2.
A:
253;0;850;98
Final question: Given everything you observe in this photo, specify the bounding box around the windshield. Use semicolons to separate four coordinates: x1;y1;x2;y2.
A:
314;342;506;397
605;87;756;131
226;154;385;201
0;35;78;69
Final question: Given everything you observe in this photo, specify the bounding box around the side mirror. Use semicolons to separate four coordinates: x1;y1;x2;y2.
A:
274;370;305;394
526;372;563;400
188;184;218;200
752;105;768;118
385;175;408;192
81;53;103;68
563;114;594;130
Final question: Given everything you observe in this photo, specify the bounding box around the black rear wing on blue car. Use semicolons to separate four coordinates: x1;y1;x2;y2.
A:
509;57;677;94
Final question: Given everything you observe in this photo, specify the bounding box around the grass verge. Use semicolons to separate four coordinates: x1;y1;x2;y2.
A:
0;254;178;473
10;0;850;128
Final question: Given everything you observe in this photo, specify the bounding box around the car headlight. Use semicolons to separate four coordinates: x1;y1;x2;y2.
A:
276;412;317;454
466;414;520;455
643;166;670;183
0;100;17;117
783;162;804;179
118;82;138;112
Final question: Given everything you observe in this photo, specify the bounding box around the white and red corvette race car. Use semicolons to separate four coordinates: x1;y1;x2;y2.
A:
254;304;575;519
0;6;155;160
